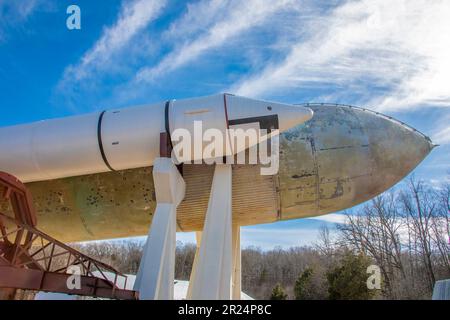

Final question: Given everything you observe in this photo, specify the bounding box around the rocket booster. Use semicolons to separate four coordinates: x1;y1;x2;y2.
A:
0;94;313;182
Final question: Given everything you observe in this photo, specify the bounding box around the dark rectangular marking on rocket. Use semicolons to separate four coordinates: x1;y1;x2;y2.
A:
228;115;279;130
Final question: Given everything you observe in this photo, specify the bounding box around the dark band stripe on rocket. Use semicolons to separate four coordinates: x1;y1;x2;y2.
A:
97;110;116;172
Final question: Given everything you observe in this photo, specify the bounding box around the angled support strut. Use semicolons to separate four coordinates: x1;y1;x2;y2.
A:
188;164;240;300
134;157;185;300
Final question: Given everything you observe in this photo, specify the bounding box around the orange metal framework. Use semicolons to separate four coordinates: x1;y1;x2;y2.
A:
0;171;137;300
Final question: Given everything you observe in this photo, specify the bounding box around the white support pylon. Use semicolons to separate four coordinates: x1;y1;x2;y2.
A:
134;157;185;300
188;164;233;300
186;231;202;300
232;225;241;300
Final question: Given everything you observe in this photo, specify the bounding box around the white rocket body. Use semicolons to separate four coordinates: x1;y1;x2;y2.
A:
0;94;313;183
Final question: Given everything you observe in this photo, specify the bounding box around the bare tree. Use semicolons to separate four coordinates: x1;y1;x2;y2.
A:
431;182;450;271
400;178;437;291
316;224;334;258
337;194;405;299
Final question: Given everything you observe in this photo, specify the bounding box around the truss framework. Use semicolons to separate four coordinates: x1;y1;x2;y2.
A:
0;171;137;300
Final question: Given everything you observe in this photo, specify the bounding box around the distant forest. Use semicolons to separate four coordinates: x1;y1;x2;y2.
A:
18;177;450;300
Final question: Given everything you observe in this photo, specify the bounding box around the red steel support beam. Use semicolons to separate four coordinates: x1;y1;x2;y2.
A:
0;266;136;300
0;172;138;300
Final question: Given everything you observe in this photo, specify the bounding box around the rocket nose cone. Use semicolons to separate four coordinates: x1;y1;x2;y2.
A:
277;105;314;132
355;108;434;187
277;104;435;220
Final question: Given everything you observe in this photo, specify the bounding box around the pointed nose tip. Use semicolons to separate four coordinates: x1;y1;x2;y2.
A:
357;110;434;188
278;105;314;132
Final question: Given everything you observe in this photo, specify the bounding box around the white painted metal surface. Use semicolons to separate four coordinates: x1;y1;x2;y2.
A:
101;104;165;171
0;94;312;182
0;112;109;182
188;164;233;300
226;95;312;133
133;158;185;300
169;95;231;163
232;225;241;300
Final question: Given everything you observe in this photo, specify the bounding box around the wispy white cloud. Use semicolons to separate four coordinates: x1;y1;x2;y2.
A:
162;0;230;41
307;213;348;224
135;0;297;82
430;111;450;145
433;126;450;145
0;0;43;40
59;0;166;86
232;0;450;112
0;0;40;20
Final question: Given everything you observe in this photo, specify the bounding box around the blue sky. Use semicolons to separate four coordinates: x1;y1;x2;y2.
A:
1;0;449;249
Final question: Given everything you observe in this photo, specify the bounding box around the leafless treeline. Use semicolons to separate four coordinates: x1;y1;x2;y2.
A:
335;178;449;299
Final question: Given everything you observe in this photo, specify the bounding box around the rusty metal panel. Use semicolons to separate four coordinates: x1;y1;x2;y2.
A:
26;167;156;241
278;130;317;219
